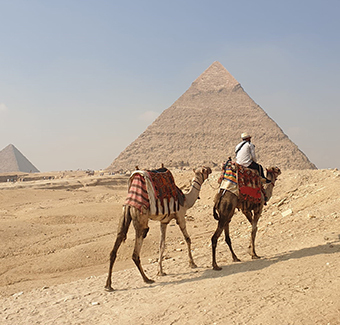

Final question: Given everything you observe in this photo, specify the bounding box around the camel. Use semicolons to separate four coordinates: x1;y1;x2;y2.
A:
105;166;212;291
211;166;281;271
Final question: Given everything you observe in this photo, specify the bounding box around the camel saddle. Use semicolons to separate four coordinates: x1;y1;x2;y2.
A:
218;161;263;203
125;168;185;215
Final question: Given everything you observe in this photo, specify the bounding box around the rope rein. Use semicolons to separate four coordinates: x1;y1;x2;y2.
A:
206;177;220;190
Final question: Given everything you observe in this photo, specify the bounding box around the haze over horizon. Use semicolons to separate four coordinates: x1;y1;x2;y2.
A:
1;1;339;172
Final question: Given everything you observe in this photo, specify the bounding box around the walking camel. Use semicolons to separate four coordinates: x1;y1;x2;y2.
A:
105;166;212;291
211;166;281;270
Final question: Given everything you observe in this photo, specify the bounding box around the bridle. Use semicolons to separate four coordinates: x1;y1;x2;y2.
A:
192;173;204;191
192;167;211;191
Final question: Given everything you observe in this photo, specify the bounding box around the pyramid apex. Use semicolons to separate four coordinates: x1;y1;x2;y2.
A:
210;61;224;67
191;61;240;92
4;144;18;153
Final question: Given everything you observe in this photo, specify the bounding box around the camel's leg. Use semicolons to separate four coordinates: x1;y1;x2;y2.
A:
212;196;238;270
224;223;241;262
176;215;197;268
105;207;132;292
243;209;261;259
105;234;126;291
157;223;168;276
211;225;224;271
132;217;154;284
249;211;261;259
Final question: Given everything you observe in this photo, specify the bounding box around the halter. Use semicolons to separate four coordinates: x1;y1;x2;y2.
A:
266;167;281;186
192;172;204;191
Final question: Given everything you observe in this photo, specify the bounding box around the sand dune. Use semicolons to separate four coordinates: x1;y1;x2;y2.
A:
1;168;339;324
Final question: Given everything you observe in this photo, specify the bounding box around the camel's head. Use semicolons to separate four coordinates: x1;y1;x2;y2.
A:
193;166;212;183
266;166;281;182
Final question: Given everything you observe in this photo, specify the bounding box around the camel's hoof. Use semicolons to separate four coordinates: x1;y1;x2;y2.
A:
190;263;198;269
157;271;167;276
252;255;261;260
144;278;155;284
233;257;241;262
104;286;114;292
213;265;222;271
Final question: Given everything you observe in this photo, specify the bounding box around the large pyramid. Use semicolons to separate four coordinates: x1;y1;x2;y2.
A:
0;144;40;173
107;62;316;172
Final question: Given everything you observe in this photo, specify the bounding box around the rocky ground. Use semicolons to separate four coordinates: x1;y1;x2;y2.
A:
0;168;339;324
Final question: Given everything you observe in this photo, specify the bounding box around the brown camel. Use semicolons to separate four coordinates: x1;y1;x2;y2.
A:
211;166;281;271
105;166;212;291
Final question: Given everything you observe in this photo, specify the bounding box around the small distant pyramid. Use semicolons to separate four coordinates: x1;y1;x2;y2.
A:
0;144;40;173
107;61;316;171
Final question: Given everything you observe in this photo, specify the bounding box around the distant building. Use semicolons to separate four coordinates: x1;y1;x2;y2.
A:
0;144;40;173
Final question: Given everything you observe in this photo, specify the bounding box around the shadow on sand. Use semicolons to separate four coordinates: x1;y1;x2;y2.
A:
111;238;340;292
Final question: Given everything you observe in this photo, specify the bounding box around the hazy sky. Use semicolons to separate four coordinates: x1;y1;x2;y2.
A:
1;1;339;171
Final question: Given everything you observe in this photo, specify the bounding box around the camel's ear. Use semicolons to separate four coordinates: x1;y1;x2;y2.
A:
193;168;196;173
203;166;212;175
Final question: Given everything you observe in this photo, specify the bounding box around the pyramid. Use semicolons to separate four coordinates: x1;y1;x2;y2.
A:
0;144;40;173
107;61;316;172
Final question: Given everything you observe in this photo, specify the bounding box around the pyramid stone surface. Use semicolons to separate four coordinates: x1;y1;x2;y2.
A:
0;144;40;173
107;61;316;172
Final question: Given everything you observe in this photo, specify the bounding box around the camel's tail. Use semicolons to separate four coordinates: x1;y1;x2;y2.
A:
117;205;132;242
213;205;220;221
213;191;223;221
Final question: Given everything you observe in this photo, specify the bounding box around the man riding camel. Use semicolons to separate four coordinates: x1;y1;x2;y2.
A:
235;132;271;184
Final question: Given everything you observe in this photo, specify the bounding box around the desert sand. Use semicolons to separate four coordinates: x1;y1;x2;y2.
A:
1;168;339;324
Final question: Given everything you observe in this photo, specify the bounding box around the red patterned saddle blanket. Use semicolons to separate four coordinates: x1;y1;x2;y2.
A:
125;168;184;214
219;162;263;203
124;173;150;212
236;164;262;203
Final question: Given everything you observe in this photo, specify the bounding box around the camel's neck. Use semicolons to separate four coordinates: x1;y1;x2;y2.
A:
185;175;204;208
264;173;278;201
264;183;275;200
